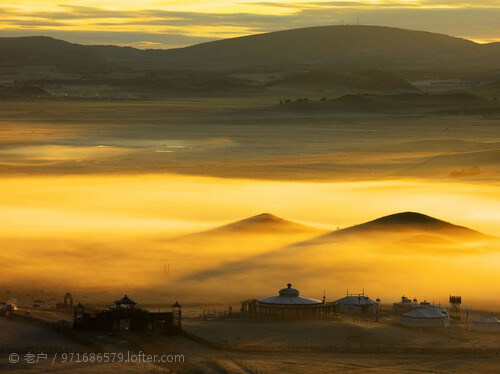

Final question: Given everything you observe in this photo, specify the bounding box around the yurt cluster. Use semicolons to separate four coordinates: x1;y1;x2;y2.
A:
47;283;500;334
241;283;500;331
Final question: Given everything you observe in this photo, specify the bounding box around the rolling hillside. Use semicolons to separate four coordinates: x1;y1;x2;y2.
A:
2;26;499;97
2;26;500;72
0;36;147;69
154;25;500;70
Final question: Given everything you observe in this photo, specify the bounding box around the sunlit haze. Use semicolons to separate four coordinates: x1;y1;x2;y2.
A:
1;174;499;308
1;174;499;237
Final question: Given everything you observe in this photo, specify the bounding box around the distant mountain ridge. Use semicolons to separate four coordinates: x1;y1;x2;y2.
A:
0;36;149;71
2;27;500;98
1;26;500;72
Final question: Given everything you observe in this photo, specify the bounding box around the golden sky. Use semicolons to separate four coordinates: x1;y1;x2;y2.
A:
0;0;499;47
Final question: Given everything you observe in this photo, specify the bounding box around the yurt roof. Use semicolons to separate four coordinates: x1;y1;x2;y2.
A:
402;307;447;319
258;295;322;305
258;283;322;305
279;283;300;297
335;296;377;306
115;294;136;305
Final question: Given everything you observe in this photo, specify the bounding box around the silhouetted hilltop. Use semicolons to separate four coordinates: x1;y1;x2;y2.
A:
0;36;104;69
191;213;317;236
0;36;148;71
167;213;323;247
315;212;489;242
154;25;500;70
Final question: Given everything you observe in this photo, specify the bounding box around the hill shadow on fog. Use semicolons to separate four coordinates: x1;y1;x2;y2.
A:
180;212;493;283
160;213;325;263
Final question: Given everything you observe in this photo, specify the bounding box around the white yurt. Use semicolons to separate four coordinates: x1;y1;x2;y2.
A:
334;295;378;315
471;317;500;332
241;283;332;319
399;307;450;327
258;283;322;306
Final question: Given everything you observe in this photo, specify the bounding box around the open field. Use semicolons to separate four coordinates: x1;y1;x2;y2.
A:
0;98;499;181
182;316;500;352
0;317;83;352
2;310;500;373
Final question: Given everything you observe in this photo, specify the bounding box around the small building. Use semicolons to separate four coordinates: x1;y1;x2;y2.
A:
334;293;378;315
399;307;450;327
241;283;333;319
57;292;74;309
73;294;181;334
471;317;500;332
